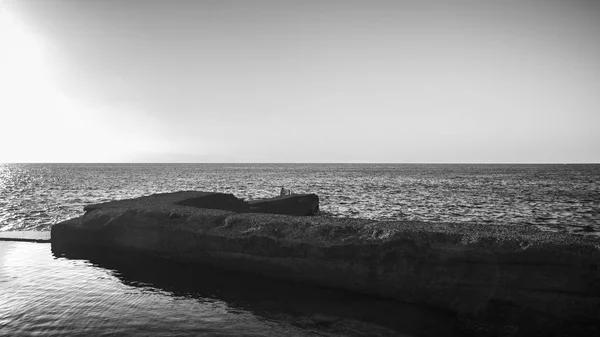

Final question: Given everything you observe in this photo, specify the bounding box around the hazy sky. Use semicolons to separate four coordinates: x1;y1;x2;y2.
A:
1;0;599;163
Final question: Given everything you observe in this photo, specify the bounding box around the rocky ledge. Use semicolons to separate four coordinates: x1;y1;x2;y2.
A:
51;191;600;336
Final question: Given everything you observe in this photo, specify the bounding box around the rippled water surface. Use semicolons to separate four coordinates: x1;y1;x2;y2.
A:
0;163;599;233
0;241;455;336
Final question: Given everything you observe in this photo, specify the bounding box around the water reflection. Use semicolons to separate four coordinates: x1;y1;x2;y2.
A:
51;243;459;336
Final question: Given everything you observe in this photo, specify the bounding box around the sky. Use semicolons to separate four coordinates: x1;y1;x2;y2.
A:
0;0;599;163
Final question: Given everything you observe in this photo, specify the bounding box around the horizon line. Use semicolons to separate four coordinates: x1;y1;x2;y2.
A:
2;162;599;165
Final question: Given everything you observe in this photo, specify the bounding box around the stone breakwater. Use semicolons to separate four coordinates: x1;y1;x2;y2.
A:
51;191;600;336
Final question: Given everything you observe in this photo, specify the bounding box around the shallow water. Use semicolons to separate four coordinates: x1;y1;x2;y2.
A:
0;163;599;234
0;241;457;336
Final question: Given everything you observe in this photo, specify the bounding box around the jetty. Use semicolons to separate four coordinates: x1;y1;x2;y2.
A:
51;191;600;336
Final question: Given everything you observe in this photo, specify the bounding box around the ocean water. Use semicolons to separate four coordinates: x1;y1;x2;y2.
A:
0;241;457;336
0;163;599;234
1;164;598;336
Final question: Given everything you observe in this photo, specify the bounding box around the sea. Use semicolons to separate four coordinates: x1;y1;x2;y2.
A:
1;163;599;234
1;163;599;336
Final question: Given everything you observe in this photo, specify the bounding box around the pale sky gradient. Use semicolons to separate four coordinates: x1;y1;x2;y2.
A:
1;0;599;163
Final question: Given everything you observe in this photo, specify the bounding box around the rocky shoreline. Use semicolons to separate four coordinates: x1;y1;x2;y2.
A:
51;191;600;336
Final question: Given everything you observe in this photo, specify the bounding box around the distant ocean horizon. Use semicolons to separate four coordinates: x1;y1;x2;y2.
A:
1;163;598;234
3;162;599;164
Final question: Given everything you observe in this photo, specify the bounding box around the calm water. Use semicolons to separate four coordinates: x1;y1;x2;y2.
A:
0;241;457;336
0;163;599;234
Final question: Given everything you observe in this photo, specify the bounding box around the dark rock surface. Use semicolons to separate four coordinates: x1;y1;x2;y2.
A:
51;191;600;336
249;194;319;216
84;191;251;213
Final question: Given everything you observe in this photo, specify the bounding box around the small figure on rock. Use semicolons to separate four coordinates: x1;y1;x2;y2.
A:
280;187;293;196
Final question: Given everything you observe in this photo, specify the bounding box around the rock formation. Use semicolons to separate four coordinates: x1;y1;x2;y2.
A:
51;191;600;336
249;194;319;216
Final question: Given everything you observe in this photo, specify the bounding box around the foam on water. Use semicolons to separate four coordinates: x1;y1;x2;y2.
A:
0;163;599;234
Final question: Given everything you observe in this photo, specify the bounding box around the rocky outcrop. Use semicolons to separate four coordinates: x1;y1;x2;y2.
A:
51;191;600;336
249;194;319;216
84;191;251;213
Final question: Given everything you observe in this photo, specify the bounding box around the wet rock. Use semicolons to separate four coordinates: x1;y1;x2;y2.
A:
51;191;600;336
0;231;51;243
